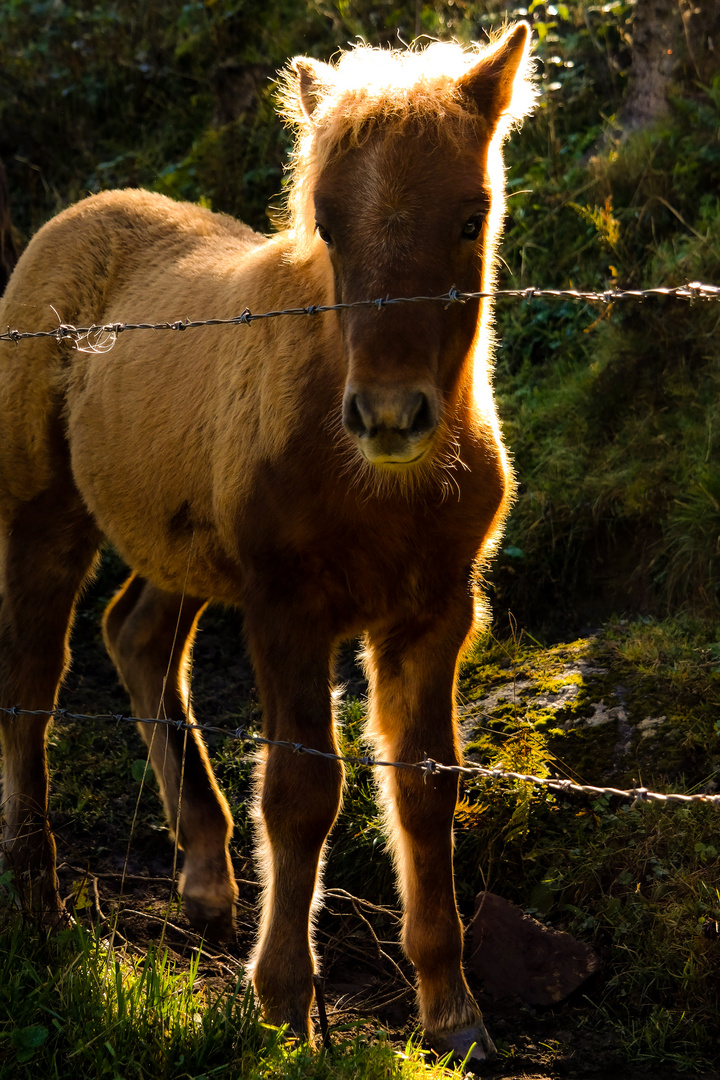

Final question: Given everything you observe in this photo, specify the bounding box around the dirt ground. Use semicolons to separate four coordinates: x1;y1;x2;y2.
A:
49;576;718;1080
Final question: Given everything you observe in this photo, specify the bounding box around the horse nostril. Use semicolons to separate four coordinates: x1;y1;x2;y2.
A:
408;392;434;437
343;392;373;437
344;388;436;443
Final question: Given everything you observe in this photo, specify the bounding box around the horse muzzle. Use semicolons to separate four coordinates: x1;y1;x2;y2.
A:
342;383;439;466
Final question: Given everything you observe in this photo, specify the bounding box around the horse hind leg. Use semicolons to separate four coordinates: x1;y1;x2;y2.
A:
0;483;101;919
103;574;238;939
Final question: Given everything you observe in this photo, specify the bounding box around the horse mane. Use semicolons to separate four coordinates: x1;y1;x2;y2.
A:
277;32;536;248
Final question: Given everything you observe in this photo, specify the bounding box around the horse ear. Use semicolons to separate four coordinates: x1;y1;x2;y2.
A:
292;58;333;122
457;23;532;125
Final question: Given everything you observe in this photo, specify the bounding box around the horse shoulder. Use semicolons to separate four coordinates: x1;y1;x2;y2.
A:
209;237;341;532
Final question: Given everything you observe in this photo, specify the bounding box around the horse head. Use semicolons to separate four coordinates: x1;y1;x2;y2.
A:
283;26;533;475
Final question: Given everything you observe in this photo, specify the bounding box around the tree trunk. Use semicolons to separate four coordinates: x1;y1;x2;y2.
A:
617;0;681;133
617;0;720;136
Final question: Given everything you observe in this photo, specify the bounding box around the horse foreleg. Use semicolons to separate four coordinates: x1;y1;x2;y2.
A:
103;574;237;938
0;486;100;918
366;606;495;1063
246;621;343;1038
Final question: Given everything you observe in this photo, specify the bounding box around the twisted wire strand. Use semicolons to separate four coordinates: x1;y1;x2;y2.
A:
1;281;718;346
2;704;717;809
3;278;719;807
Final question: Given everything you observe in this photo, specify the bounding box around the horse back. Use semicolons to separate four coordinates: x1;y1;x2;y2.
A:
1;188;262;326
0;191;256;474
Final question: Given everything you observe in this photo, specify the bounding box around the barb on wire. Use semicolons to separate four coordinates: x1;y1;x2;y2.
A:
1;281;719;346
2;704;719;809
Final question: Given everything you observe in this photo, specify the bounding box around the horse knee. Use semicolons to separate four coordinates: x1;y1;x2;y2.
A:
260;752;343;851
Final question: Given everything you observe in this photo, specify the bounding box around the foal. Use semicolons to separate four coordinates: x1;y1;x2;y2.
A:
0;25;533;1062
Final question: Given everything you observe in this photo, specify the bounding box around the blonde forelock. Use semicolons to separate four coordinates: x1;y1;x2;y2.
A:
276;35;534;251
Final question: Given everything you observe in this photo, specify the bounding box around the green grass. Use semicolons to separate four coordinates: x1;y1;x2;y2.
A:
0;919;465;1079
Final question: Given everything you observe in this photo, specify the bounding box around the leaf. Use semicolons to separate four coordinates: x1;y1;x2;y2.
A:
132;759;149;784
10;1025;48;1062
535;21;557;44
72;879;91;911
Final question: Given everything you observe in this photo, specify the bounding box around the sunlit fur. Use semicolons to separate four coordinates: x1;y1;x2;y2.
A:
0;25;533;1060
279;35;535;249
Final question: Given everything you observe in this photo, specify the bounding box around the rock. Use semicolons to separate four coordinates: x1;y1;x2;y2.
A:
470;892;600;1006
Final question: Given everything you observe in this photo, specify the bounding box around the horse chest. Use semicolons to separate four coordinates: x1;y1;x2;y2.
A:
240;503;472;636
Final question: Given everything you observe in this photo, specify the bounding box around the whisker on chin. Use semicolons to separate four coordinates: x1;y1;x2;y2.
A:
324;401;465;506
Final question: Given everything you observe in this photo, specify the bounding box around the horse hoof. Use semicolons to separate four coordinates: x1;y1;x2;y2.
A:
428;1021;496;1069
259;1007;313;1044
3;879;71;931
183;897;236;942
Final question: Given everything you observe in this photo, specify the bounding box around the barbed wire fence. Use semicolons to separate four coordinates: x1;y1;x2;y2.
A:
1;703;718;810
2;279;720;816
1;281;719;352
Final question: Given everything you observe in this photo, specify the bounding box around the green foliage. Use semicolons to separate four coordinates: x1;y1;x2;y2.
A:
493;33;720;629
0;0;312;235
325;697;396;901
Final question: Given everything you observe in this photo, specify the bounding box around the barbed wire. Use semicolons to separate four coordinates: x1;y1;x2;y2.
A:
1;281;719;348
2;280;719;806
2;704;717;810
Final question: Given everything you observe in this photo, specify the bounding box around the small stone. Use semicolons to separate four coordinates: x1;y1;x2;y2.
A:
470;892;600;1006
638;715;666;738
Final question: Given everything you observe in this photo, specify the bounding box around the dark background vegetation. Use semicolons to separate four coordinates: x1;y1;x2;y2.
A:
1;1;720;1076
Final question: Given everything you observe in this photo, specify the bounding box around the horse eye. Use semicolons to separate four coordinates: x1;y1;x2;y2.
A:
316;223;333;246
461;215;483;241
